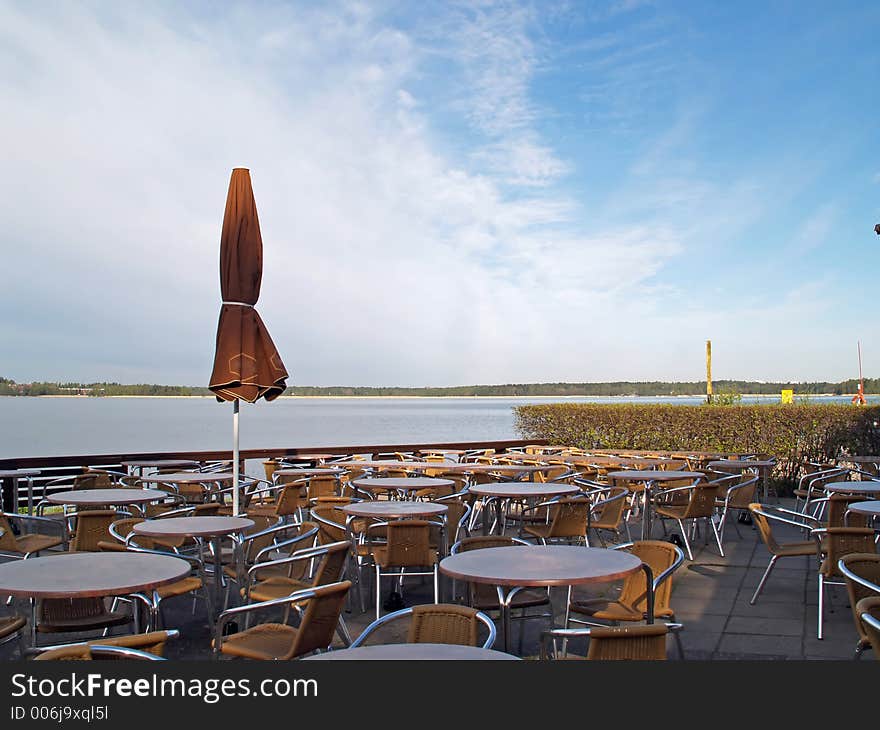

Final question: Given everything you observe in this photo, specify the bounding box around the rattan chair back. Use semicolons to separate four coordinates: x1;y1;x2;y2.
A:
69;510;118;552
590;487;629;530
307;475;338;501
287;580;351;658
857;596;880;659
621;540;680;616
312;541;352;586
822;528;877;578
840;553;880;648
383;520;433;567
407;604;480;645
275;481;307;517
585;624;669;660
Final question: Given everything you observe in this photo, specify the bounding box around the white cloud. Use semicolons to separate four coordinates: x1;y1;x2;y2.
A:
0;1;684;387
0;1;872;388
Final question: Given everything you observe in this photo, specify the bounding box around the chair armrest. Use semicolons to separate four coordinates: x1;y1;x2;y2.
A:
253;526;319;563
214;587;318;656
2;512;67;540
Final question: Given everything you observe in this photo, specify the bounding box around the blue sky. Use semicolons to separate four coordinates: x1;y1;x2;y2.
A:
0;0;878;387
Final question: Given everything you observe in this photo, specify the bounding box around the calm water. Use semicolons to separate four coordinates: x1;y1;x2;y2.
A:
0;395;876;460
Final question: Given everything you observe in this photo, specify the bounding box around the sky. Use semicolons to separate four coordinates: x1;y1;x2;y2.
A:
1;0;878;388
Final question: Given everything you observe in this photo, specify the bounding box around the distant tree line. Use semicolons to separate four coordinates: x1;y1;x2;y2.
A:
0;378;212;397
0;376;876;398
290;379;879;397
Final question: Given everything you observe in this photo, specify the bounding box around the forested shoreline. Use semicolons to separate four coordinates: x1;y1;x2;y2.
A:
1;376;876;397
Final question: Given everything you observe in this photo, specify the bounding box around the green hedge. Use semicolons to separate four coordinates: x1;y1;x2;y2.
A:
514;403;880;489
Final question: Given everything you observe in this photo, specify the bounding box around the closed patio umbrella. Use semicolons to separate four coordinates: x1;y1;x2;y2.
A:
209;168;288;515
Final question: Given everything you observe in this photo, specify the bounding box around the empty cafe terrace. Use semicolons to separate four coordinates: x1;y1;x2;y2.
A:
1;441;878;661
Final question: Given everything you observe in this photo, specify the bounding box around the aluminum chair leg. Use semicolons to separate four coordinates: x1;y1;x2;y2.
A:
677;519;693;560
817;572;824;640
672;623;685;660
336;616;352;647
433;564;439;605
375;565;382;620
709;516;724;557
750;555;777;604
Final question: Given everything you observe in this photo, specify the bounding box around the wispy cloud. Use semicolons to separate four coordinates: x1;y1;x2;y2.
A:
789;203;837;255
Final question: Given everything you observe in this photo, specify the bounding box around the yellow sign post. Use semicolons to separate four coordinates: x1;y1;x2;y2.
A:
781;389;794;405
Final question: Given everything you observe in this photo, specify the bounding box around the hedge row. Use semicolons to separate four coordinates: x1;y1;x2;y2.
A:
513;403;880;487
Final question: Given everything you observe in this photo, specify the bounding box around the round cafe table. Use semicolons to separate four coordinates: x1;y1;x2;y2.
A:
468;483;581;535
440;545;646;653
273;467;343;479
845;500;880;527
824;481;880;495
137;471;235;485
137;471;235;503
0;552;191;644
336;461;551;477
132;516;254;608
606;470;705;540
45;488;169;508
304;643;520;660
0;469;41;515
351;477;455;500
121;460;200;475
341;502;448;520
342;501;449;553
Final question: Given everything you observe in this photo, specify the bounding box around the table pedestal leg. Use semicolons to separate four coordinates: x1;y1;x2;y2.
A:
212;536;223;612
497;586;525;654
640;485;654;540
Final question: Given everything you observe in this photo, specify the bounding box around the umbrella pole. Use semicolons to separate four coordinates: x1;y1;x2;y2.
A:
233;399;240;516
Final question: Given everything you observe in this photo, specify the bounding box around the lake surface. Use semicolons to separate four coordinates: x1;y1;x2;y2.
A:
0;394;876;459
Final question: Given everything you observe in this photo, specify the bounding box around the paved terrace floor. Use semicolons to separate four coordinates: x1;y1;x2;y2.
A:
0;500;867;661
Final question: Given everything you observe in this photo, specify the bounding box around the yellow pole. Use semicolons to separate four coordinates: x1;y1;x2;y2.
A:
706;340;713;404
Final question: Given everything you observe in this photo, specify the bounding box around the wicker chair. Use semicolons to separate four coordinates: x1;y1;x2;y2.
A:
653;480;723;560
857;596;880;659
35;596;132;641
748;503;817;604
306;475;340;502
244;540;351;603
522;497;591;546
0;615;26;658
34;645;166;660
213;580;351;660
32;629;178;659
369;520;439;619
350;604;496;649
565;540;685;657
713;474;759;546
431;492;473;548
794;466;848;516
541;623;681;660
838;553;880;658
586;487;631;546
0;512;65;558
97;540;213;628
812;527;877;640
67;510;119;552
311;506;372;613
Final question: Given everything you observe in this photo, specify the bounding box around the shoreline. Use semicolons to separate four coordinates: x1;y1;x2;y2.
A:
0;393;871;400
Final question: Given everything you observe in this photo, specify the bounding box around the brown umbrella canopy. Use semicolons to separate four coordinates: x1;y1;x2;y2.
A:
209;168;288;403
